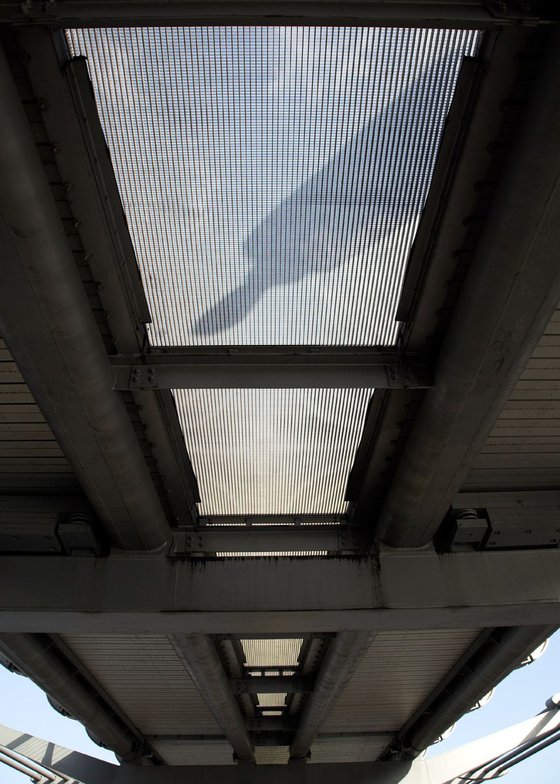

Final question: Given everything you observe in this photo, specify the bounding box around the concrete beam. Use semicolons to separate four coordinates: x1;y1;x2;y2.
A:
1;547;560;632
0;636;144;761
290;632;375;759
375;27;560;547
0;43;171;551
1;1;555;28
16;33;200;526
169;635;254;761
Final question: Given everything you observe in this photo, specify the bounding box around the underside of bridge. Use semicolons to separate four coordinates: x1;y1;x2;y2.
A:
1;0;560;778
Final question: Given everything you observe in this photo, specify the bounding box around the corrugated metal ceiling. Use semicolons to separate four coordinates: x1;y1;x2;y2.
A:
310;735;393;763
62;635;222;735
254;746;290;765
462;306;560;491
150;739;234;766
322;629;480;733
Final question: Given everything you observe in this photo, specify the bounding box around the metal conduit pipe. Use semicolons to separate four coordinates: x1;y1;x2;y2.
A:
376;29;560;547
399;625;552;756
0;635;144;762
0;743;59;783
0;44;170;551
169;634;254;761
290;631;375;760
0;750;51;783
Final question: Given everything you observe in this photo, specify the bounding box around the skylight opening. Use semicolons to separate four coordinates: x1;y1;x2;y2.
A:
173;387;373;515
240;639;303;668
257;693;287;708
65;26;481;347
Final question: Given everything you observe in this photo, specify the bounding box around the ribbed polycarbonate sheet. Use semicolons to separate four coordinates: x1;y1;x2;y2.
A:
257;692;287;707
241;639;302;667
66;27;480;346
174;388;373;514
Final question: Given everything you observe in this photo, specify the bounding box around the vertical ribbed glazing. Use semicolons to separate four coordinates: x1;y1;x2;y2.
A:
66;27;480;346
241;639;303;667
174;388;372;515
257;693;287;707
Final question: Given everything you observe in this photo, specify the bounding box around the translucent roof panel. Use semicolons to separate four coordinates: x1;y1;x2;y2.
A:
174;388;372;515
66;27;480;346
241;639;303;668
257;693;287;707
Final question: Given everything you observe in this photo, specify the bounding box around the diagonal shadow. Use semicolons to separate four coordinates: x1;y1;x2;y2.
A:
192;75;435;339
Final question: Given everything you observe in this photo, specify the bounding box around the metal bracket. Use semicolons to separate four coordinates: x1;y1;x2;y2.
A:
56;514;107;556
127;365;158;390
386;364;423;388
20;0;58;20
337;528;362;551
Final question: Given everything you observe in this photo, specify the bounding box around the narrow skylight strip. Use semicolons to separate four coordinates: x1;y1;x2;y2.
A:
257;693;288;707
173;388;373;515
241;639;303;667
66;26;480;346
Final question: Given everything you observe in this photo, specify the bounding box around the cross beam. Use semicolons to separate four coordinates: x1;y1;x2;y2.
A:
111;348;432;390
171;527;365;555
1;547;560;633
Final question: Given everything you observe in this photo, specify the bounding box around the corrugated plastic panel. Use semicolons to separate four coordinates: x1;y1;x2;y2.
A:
257;693;287;707
241;639;302;667
150;739;234;765
322;629;479;732
174;388;372;514
310;735;392;763
62;635;221;734
66;27;480;346
463;306;560;490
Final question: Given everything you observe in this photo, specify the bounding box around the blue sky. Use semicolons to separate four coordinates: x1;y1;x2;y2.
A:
0;630;558;781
